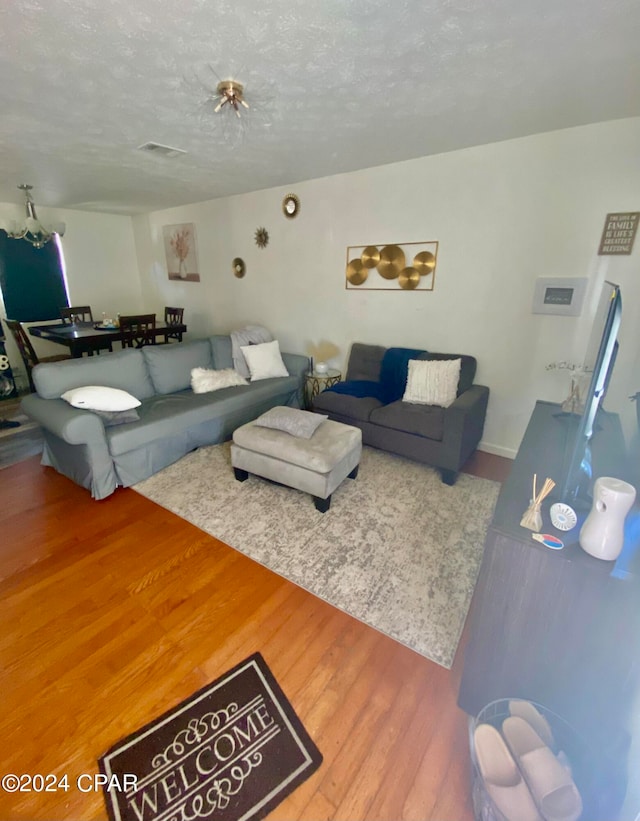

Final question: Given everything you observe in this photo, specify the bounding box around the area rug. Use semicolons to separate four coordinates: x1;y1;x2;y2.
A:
0;403;43;469
134;443;500;668
99;653;322;821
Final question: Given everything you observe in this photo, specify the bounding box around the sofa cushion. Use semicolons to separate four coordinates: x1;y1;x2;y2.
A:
312;389;383;422
210;335;233;370
369;400;445;442
325;380;386;401
142;340;214;395
32;348;155;401
345;343;386;382
106;376;299;457
417;352;477;396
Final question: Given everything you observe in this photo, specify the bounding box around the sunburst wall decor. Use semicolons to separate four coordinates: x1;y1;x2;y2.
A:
255;227;269;248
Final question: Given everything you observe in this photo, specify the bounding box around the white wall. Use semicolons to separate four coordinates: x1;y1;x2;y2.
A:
133;118;640;457
0;204;141;386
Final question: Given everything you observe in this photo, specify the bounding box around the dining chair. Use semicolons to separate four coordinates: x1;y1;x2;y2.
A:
163;306;184;343
119;314;157;348
60;306;93;324
60;305;112;354
4;319;71;393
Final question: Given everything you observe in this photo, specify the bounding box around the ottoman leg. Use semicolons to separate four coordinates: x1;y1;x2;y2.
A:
314;495;331;513
233;467;249;482
348;465;359;480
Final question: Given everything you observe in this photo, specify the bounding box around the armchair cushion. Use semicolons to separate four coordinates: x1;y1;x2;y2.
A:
370;401;445;441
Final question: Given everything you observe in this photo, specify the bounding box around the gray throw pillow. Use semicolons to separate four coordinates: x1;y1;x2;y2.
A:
255;406;327;439
91;408;141;426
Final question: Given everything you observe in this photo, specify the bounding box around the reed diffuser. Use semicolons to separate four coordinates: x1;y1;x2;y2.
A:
520;474;556;531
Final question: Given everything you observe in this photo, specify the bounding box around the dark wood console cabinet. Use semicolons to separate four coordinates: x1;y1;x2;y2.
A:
458;401;639;752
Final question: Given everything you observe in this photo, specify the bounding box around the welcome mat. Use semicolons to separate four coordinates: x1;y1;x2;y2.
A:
99;653;322;821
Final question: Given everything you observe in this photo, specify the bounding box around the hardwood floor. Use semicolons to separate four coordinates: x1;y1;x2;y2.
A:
0;450;511;821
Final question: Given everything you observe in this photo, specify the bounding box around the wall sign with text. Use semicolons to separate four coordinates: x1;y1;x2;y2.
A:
598;212;639;255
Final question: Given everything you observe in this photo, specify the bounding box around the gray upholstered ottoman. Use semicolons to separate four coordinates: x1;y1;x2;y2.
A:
231;416;362;512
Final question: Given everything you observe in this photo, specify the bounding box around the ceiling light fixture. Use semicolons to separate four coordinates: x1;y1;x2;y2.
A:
213;80;249;118
3;184;65;248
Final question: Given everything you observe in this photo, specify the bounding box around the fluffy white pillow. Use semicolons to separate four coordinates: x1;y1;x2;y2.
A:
61;385;141;412
240;340;289;381
403;359;461;407
191;367;248;394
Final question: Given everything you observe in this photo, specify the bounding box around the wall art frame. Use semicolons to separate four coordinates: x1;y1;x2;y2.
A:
163;223;200;282
345;240;438;290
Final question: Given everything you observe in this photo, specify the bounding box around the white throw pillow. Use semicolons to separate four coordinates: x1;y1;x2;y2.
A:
61;385;141;411
403;359;461;407
240;340;289;381
191;367;248;394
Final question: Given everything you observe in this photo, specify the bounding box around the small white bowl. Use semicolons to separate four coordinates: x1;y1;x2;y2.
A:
550;502;578;532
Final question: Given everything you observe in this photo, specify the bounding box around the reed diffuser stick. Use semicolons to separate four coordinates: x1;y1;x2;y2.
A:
520;475;556;531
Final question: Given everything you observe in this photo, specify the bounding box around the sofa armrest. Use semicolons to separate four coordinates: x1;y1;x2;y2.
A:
281;352;310;380
21;394;107;445
441;384;490;469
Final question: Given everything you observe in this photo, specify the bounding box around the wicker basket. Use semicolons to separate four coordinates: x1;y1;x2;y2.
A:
468;699;608;821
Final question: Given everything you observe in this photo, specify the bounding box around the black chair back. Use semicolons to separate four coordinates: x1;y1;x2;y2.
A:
60;306;93;324
119;314;157;348
164;307;184;343
4;318;70;391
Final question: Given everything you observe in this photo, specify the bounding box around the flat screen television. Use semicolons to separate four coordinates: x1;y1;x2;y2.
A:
558;280;622;508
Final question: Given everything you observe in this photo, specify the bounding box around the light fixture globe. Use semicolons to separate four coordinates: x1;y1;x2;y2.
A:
3;184;65;248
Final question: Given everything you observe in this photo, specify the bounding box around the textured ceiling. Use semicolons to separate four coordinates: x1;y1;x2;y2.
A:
1;0;639;215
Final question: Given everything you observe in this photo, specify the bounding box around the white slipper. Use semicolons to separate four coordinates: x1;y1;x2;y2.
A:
502;716;582;821
508;700;555;749
473;723;542;821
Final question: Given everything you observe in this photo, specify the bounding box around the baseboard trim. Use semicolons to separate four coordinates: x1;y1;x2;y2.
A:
478;441;517;460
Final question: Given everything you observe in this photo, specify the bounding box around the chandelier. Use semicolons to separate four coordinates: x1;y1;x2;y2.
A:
3;184;66;249
213;80;249;118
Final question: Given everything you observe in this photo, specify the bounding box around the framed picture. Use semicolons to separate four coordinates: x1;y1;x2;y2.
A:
163;223;200;282
345;241;438;291
532;277;588;316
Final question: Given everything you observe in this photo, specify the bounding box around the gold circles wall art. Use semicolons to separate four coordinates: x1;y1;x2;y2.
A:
345;241;438;290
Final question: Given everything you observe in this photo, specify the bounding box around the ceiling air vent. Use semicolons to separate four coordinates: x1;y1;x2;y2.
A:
137;142;187;158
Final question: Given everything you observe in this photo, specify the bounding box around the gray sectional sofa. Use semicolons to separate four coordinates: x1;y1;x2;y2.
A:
22;335;309;500
311;342;489;484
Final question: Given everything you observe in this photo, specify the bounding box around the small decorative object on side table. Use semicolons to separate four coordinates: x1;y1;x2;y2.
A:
305;368;341;409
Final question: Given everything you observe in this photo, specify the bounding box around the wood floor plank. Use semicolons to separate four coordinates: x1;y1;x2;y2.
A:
0;449;511;820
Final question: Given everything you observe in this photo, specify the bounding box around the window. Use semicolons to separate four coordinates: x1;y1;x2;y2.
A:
0;231;69;321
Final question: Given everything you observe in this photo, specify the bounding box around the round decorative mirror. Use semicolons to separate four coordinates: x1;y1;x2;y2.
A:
232;257;246;278
282;193;300;219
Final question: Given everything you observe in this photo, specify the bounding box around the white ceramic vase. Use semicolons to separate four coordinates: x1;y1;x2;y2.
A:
579;477;636;561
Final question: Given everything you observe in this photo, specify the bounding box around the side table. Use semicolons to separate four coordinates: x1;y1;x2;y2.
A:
304;369;341;409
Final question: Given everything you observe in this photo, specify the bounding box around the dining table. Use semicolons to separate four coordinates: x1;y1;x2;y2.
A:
28;320;188;358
